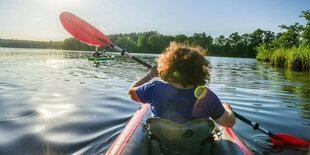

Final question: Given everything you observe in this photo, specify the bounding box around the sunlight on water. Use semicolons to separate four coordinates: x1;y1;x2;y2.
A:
37;107;51;119
45;60;65;69
36;103;76;120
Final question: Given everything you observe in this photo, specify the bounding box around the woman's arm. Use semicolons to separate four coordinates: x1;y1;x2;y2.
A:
214;103;236;128
128;65;158;102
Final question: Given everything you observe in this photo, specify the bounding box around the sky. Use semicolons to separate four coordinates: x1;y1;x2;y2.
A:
0;0;309;41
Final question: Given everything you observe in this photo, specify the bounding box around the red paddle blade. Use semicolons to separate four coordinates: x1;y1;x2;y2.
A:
60;12;112;46
271;134;310;148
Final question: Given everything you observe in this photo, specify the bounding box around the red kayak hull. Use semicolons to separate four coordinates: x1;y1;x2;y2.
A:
107;104;254;155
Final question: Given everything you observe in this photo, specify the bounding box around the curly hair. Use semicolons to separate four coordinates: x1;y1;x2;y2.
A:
157;42;210;87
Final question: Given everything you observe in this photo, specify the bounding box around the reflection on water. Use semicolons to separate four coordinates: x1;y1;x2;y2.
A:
0;47;309;154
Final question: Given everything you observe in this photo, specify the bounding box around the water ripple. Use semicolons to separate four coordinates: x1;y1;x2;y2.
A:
0;48;309;154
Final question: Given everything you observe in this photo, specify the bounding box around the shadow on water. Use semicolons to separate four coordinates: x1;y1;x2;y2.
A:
0;48;309;154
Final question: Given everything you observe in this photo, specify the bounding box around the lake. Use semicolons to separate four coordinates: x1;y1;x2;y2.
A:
0;47;309;154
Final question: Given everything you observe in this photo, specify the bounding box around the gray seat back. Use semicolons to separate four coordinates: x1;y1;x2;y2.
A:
145;118;215;155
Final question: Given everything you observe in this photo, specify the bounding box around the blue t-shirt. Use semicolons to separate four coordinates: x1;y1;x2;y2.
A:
136;80;225;123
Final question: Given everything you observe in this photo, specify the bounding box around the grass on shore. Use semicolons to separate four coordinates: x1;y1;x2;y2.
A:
256;43;310;71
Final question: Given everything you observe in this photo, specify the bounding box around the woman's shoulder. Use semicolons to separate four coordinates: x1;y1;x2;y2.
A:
205;88;221;101
151;80;167;86
205;87;217;96
148;80;172;89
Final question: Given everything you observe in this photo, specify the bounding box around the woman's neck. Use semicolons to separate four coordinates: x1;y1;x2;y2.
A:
170;82;194;89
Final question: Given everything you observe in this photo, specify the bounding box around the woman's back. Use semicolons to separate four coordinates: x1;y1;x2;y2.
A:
137;81;196;123
136;81;224;123
128;42;235;127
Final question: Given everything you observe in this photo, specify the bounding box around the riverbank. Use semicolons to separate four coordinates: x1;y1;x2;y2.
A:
256;43;310;71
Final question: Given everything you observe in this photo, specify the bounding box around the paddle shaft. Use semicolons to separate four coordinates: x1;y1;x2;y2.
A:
233;111;279;139
111;44;152;69
94;35;151;68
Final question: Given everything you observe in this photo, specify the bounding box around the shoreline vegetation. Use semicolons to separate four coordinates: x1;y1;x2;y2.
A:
0;29;279;58
256;10;310;71
0;10;309;71
0;28;275;58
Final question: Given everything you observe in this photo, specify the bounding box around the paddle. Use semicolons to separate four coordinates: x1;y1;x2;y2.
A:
234;111;310;147
60;12;151;69
59;12;310;148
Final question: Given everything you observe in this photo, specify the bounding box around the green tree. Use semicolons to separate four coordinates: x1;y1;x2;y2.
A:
136;31;158;52
62;37;94;51
248;29;265;57
274;23;303;48
175;34;188;43
148;34;174;53
300;10;310;45
240;34;250;46
250;29;264;46
214;35;228;46
148;34;165;53
115;38;137;52
262;31;276;44
107;34;119;43
229;32;241;46
188;32;213;49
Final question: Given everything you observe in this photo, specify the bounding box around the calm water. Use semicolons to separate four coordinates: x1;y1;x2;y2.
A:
0;47;309;155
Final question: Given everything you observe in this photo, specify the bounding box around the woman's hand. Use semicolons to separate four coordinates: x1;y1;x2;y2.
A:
148;65;159;78
223;102;232;112
128;64;158;103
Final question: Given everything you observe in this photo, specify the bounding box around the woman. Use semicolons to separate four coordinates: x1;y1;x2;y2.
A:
102;51;107;57
128;42;235;127
93;51;100;57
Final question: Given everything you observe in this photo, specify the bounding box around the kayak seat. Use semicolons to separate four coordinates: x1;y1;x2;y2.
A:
144;117;215;155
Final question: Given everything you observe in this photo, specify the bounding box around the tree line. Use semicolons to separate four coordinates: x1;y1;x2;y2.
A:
0;39;62;49
0;28;279;58
105;29;280;58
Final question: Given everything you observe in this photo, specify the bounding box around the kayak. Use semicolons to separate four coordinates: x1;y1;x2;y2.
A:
106;104;254;155
88;56;114;61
